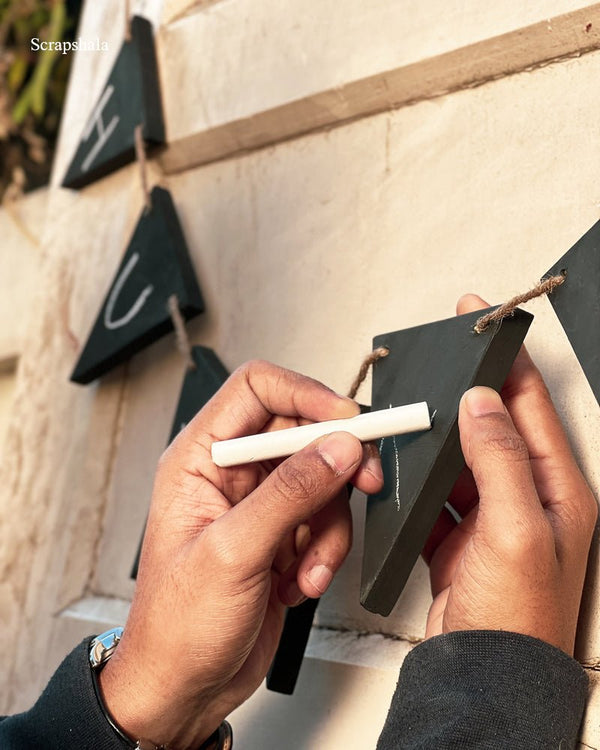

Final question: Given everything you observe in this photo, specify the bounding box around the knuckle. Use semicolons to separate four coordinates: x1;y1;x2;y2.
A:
496;517;554;563
479;428;529;464
231;359;266;385
202;527;240;571
236;359;271;378
275;461;321;502
570;489;598;537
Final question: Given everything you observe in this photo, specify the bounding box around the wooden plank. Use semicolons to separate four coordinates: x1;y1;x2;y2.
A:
159;4;600;173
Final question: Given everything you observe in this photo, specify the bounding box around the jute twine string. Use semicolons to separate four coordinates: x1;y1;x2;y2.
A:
474;274;565;334
134;124;152;212
347;273;565;398
167;295;196;370
347;346;389;400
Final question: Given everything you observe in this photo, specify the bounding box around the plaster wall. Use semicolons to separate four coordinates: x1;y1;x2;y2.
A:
2;1;600;748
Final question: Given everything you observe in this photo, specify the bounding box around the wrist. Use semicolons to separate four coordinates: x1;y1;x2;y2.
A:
96;642;222;749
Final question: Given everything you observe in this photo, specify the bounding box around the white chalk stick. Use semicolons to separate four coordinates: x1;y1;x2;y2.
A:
211;402;431;467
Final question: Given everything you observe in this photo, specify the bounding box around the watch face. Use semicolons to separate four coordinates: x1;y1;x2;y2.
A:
89;626;124;668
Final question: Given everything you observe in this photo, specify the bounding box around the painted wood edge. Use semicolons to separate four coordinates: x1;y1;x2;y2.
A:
162;0;224;25
159;4;600;173
58;595;132;625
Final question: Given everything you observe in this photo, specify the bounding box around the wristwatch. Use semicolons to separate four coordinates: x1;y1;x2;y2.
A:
89;628;233;750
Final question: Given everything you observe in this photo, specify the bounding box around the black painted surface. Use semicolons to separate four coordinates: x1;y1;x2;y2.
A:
546;220;600;406
130;346;229;579
71;187;204;384
267;598;320;695
360;306;532;616
62;16;164;189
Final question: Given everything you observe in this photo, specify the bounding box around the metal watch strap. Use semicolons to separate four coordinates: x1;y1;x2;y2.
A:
89;629;233;749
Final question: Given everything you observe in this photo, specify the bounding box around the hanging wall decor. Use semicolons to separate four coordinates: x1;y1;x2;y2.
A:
62;16;165;190
71;187;204;384
164;346;229;442
131;345;229;578
267;598;320;695
360;306;532;616
545;220;600;405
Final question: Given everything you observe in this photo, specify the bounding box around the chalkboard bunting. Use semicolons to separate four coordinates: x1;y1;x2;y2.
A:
545;219;600;406
267;598;320;695
360;306;533;616
62;16;165;189
70;187;204;384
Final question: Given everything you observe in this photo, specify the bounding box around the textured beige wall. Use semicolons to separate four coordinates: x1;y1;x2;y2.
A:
0;373;16;452
2;1;600;748
0;190;46;361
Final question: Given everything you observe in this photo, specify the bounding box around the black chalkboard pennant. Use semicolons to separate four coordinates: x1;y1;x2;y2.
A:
131;346;229;579
71;187;204;384
360;307;533;616
62;16;164;189
545;220;600;406
267;597;320;695
164;346;229;444
265;465;368;695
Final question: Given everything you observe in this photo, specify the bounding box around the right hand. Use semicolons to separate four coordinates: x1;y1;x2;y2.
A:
99;360;382;749
423;294;598;655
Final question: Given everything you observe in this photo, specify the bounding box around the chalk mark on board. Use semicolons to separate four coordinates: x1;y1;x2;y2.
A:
103;252;154;330
380;404;401;511
82;84;120;173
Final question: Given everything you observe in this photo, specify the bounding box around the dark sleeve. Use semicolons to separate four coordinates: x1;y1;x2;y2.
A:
377;630;588;750
0;637;129;750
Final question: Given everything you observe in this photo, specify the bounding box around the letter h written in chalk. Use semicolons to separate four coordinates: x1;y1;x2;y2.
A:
81;85;120;173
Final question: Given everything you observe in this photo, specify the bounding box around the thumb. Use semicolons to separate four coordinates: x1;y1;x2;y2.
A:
216;431;362;573
458;386;544;528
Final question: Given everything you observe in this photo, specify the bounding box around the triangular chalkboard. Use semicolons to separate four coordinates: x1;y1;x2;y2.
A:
164;346;229;443
62;16;164;189
267;597;320;695
360;307;532;616
131;346;229;578
545;220;600;406
71;187;204;384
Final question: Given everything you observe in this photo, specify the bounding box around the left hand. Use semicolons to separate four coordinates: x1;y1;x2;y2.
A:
98;360;383;749
422;295;597;655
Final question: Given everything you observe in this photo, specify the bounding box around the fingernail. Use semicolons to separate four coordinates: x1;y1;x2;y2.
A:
305;564;333;594
364;455;384;482
318;433;361;475
281;580;307;607
463;387;505;417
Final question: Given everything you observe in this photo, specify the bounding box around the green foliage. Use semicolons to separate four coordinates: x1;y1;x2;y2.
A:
0;0;76;199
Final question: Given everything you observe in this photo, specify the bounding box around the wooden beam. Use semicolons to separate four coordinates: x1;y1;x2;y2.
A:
160;4;600;173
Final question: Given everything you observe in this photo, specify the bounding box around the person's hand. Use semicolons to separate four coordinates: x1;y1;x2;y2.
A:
423;294;598;655
98;360;383;749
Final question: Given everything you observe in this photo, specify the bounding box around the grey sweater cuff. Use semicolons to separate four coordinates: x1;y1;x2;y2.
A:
0;638;129;749
377;630;588;750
